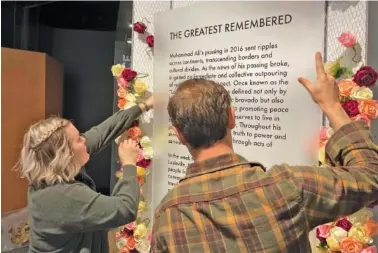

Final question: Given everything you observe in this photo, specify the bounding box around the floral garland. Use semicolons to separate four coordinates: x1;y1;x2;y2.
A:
315;32;378;253
111;64;154;253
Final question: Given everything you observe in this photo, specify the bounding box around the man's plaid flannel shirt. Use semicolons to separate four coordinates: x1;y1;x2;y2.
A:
152;121;378;253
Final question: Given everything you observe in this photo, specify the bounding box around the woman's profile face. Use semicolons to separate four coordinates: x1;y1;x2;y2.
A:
65;123;90;168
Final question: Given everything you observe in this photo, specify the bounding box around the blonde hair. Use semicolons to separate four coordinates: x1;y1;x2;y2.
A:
16;117;80;187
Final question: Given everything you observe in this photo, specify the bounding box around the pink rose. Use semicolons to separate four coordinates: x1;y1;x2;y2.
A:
342;100;359;117
336;217;352;232
352;114;371;127
146;35;154;48
337;32;356;48
148;233;152;243
121;68;137;81
319;126;329;146
316;224;331;240
137;147;144;162
353;66;378;87
125;221;136;231
117;77;128;88
361;246;377;253
133;22;147;34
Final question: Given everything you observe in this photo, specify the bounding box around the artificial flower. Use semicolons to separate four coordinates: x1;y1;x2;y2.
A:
116;237;128;250
338;79;357;97
337;32;356;48
137;175;144;185
128;126;142;140
140;136;152;148
111;64;125;77
141;109;153;124
143;146;154;159
324;59;341;77
137;166;147;177
361;246;377;253
146;35;154;48
117;87;128;98
135;239;151;253
126;236;136;250
148;233;152;243
350;86;374;101
137;147;144;162
117;77;128;88
353;66;378;87
133;79;149;95
133;22;147;34
126;93;137;104
131;120;140;127
330;226;348;242
121;68;138;82
364;219;378;237
359;100;378;119
137;158;151;168
336;217;353;232
118;98;127;109
316;224;331;241
115;170;123;179
125;221;136;231
352;114;371;127
138;201;146;212
339;237;363;253
134;223;148;241
348;226;373;244
342;100;359;117
326;235;340;251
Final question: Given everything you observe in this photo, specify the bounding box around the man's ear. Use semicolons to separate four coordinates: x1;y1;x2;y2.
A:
228;107;236;129
172;126;187;145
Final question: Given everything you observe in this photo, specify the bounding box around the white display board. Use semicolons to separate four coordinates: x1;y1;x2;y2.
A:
152;1;324;210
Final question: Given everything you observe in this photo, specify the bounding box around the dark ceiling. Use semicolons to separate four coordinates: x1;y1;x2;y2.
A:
2;1;120;31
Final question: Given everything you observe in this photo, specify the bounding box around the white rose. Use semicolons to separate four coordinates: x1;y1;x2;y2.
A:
330;226;348;242
140;136;152;148
143;146;154;159
141;109;153;124
135;239;151;253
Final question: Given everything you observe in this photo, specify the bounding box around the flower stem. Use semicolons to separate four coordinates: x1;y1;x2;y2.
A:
352;46;358;63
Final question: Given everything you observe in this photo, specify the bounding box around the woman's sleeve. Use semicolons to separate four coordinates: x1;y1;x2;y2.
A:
82;105;142;158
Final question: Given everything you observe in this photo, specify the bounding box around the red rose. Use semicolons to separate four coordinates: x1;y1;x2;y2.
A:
342;100;359;117
137;158;151;168
133;22;147;34
353;66;378;87
131;120;139;127
121;68;137;81
146;35;154;48
336;217;352;231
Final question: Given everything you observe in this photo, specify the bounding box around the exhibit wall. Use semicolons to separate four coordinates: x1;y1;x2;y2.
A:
130;2;376;248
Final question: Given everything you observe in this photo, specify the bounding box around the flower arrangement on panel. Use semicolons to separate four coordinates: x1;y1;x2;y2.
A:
133;20;154;57
315;32;378;253
111;64;153;253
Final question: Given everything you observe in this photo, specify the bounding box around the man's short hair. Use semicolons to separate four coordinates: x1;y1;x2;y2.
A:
167;79;231;149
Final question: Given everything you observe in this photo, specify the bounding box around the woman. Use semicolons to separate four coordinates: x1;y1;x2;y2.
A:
16;98;153;253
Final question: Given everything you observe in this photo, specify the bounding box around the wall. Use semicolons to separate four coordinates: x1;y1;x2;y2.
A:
51;28;116;195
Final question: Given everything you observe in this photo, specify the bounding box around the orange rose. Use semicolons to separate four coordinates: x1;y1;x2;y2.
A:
126;236;135;250
117;87;128;98
118;98;126;109
359;100;378;119
128;127;142;140
338;80;357;97
137;175;144;185
364;219;378;237
340;238;363;253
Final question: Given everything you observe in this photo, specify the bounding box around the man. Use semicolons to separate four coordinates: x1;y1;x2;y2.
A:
152;53;378;252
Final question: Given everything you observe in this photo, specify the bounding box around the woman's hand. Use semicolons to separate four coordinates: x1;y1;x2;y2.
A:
118;139;138;166
145;95;154;110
